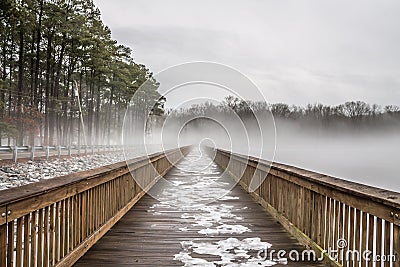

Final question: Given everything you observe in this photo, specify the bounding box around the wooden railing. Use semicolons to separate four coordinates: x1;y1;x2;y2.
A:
211;148;400;267
0;146;190;267
0;145;141;162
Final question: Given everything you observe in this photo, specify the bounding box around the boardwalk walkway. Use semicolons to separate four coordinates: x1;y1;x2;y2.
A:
74;150;323;266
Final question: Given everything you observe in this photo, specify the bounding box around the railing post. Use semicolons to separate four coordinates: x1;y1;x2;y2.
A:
78;145;81;156
30;146;35;161
58;145;61;157
46;146;49;160
68;146;72;157
12;146;18;163
91;145;94;154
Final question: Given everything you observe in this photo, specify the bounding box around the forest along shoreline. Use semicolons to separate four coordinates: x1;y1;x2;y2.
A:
0;1;164;148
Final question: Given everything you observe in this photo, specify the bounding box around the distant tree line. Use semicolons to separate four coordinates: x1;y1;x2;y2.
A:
0;0;163;146
168;96;400;131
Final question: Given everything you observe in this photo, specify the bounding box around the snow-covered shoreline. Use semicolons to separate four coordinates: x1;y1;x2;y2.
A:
0;152;128;191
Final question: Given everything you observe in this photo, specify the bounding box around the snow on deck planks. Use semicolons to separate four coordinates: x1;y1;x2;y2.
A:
74;151;324;266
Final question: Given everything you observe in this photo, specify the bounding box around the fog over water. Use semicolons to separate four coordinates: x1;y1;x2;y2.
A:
157;117;400;193
259;129;400;192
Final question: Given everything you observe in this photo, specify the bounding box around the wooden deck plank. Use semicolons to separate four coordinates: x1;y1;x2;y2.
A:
74;152;324;266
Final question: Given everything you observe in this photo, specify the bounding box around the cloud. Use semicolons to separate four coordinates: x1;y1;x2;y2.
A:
94;0;400;106
111;26;239;66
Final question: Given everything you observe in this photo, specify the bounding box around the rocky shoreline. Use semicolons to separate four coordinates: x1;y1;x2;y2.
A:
0;152;127;191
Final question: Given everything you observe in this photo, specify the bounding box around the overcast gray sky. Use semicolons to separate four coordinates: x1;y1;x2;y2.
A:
93;0;400;106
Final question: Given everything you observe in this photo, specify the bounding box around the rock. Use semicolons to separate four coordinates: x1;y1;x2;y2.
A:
1;167;10;173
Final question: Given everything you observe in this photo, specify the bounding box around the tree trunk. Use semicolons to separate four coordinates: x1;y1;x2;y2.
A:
87;70;95;145
107;77;115;145
0;31;8;146
44;30;54;145
95;76;101;144
49;36;65;146
33;0;43;107
16;19;25;146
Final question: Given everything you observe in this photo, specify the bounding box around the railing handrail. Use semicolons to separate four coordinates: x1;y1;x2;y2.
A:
0;144;163;163
0;144;132;151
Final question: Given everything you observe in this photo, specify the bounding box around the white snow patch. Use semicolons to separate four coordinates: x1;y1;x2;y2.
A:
181;204;243;227
172;181;187;186
198;224;251;235
220;195;240;200
174;238;277;266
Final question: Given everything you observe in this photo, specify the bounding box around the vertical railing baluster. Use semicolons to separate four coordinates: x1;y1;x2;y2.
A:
16;217;23;267
68;197;73;253
49;204;55;266
385;221;392;267
38;209;44;267
23;214;30;267
7;220;15;267
81;192;87;243
393;224;400;267
60;200;65;259
30;211;37;267
376;218;383;265
367;214;374;267
43;206;49;267
0;223;6;267
55;202;60;264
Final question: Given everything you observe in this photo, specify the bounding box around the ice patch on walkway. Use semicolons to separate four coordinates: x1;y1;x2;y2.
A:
199;224;250;235
221;195;240;200
182;204;241;222
174;237;277;266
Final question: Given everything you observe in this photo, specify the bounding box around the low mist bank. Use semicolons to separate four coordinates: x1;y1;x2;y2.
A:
159;117;399;193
